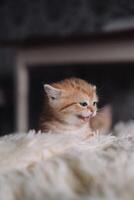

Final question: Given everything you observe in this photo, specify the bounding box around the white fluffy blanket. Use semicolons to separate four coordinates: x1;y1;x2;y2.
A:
0;122;134;200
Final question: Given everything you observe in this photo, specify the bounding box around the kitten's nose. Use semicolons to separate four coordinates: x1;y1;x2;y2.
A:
88;106;94;114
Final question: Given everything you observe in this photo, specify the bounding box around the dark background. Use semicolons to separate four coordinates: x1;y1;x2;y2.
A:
0;0;134;40
1;0;134;134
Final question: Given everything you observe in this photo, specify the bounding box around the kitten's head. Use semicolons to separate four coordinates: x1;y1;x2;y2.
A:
44;78;98;126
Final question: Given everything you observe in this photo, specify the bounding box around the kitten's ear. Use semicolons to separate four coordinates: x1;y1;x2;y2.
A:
44;84;61;100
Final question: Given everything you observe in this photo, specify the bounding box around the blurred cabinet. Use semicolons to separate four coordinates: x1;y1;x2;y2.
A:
15;32;134;132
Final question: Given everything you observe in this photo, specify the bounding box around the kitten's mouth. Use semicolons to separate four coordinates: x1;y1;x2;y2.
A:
77;115;90;122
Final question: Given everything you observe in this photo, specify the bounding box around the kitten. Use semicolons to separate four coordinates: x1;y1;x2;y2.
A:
40;78;111;136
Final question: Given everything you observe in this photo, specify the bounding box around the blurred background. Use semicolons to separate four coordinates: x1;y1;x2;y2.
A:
1;0;134;134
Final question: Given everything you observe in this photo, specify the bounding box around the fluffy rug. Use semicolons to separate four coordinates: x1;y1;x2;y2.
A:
0;122;134;200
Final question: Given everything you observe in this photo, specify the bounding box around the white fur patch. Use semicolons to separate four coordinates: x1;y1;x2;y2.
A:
0;122;134;199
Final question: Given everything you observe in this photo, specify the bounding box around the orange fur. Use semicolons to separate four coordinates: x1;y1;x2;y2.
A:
40;78;111;136
90;105;112;134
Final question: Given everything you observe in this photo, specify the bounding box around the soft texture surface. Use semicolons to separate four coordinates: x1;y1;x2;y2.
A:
0;122;134;200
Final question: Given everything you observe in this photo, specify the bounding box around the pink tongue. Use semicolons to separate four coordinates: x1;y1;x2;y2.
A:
79;116;90;122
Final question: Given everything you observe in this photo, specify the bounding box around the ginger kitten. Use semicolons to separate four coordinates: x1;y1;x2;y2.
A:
40;78;99;136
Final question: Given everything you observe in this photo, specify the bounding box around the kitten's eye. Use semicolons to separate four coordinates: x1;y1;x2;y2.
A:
93;101;97;106
79;102;88;107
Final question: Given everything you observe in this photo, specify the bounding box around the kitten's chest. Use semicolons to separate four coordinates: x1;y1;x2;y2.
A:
49;122;91;136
